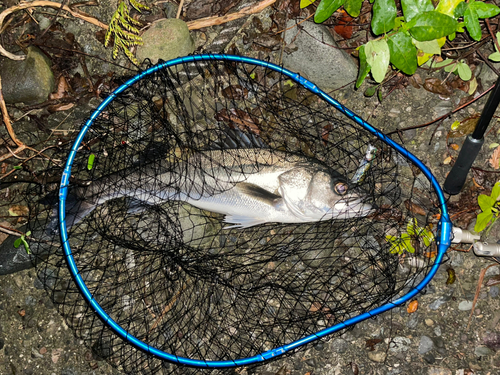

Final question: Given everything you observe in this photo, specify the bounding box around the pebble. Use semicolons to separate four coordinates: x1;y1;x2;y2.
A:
474;345;493;357
330;338;348;353
490;286;500;298
389;337;411;353
368;350;387;362
61;367;78;375
407;313;419;329
458;300;473;311
423;352;436;364
418;335;434;355
486;266;500;277
425;319;434;326
432;336;445;349
427;368;452;375
428;295;451;310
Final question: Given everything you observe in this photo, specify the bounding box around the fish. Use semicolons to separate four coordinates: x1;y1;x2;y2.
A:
47;147;373;232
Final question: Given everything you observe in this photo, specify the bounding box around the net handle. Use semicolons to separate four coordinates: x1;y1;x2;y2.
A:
58;54;452;368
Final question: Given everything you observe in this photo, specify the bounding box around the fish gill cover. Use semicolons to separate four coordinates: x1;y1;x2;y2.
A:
14;56;444;374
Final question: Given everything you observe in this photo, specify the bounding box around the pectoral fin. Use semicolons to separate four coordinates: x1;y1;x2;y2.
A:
236;182;281;206
223;215;269;229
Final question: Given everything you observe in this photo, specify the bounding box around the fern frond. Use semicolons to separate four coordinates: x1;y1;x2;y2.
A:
105;0;148;65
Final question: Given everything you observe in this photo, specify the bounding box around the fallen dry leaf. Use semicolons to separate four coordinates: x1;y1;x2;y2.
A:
450;143;459;151
443;156;452;165
17;309;26;317
407;300;418;313
8;205;29;217
489;145;500;170
423;77;453;96
404;200;426;216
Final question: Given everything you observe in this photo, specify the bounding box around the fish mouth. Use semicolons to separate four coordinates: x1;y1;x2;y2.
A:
330;195;374;219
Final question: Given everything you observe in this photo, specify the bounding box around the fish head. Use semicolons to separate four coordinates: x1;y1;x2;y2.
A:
305;169;373;220
278;166;373;222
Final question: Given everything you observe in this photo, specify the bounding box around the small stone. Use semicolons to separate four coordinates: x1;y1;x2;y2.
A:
136;19;195;64
0;337;4;350
423;352;435;364
458;301;473;311
418;335;434;355
485;266;500;277
432;336;445;348
331;338;348;353
368;350;387;362
61;367;78;375
490;286;500;298
429;294;452;310
475;346;493;357
425;319;434;326
313;341;324;351
389;337;411;353
427;367;452;375
407;313;419;329
39;347;47;355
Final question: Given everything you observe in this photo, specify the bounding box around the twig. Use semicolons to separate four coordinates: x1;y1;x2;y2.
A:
274;13;314;35
147;282;188;334
0;1;108;60
486;18;500;55
186;0;276;30
0;75;22;147
175;0;184;19
386;83;496;136
467;263;498;331
38;0;67;39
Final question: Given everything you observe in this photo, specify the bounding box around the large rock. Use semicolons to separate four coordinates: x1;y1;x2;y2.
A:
0;46;55;105
136;19;195;64
283;20;358;90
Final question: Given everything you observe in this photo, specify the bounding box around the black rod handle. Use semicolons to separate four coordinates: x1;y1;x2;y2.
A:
443;136;484;195
472;74;500;140
443;74;500;195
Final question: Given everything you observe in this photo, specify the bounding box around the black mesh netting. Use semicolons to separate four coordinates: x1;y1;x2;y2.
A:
16;57;443;374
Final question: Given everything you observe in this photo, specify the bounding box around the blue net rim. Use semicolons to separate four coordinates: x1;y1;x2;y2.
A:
57;54;452;368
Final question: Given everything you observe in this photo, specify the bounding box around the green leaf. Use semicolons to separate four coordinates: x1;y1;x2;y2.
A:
464;5;482;41
365;39;390;82
356;45;371;88
344;0;363;17
478;194;495;211
21;238;31;254
436;0;464;17
377;88;383;102
371;0;397;35
87;153;95;170
490;52;500;62
25;231;31;237
408;11;459;41
13;166;22;170
413;39;441;55
456;61;472;81
471;1;500;19
444;60;458;72
475;210;494;232
401;0;434;22
13;238;22;248
364;86;377;96
491;181;500;201
454;1;468;17
388;32;417;75
314;0;345;23
300;0;316;8
432;58;454;68
401;233;415;253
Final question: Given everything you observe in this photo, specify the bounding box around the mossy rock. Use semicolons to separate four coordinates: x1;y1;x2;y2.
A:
136;19;195;64
0;46;55;105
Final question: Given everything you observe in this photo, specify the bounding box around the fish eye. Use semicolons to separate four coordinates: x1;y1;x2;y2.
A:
334;182;348;195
